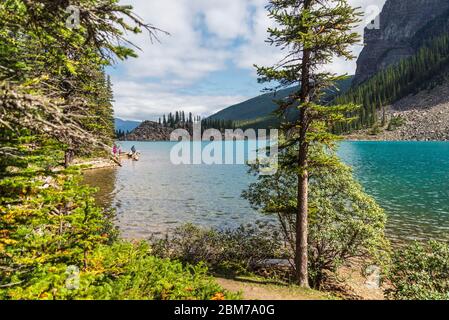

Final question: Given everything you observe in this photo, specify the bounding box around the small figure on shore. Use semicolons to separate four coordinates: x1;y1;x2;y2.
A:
127;145;139;161
112;144;118;157
111;144;122;165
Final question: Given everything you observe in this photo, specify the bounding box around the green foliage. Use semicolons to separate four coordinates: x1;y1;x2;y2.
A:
0;142;112;297
307;158;390;287
1;171;116;263
201;118;236;132
243;145;390;288
369;123;382;136
0;0;161;159
387;116;405;131
386;241;449;300
255;0;362;134
151;224;285;277
1;241;237;300
161;110;193;128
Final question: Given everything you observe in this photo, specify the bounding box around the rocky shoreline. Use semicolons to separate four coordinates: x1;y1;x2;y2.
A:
73;157;119;171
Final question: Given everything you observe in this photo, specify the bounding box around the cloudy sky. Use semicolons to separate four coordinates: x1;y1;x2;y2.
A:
111;0;386;121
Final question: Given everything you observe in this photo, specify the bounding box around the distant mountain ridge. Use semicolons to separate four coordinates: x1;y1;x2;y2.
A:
209;86;297;122
208;77;354;128
114;118;141;132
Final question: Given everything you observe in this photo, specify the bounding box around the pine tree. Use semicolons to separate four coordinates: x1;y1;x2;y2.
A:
256;0;360;287
0;0;162;162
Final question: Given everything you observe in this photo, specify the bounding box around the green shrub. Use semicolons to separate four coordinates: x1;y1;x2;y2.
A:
386;241;449;300
243;146;390;288
369;123;382;135
151;224;285;277
387;115;405;131
2;242;239;300
0;170;116;288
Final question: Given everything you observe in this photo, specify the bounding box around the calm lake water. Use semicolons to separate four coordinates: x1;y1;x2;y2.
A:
83;141;449;242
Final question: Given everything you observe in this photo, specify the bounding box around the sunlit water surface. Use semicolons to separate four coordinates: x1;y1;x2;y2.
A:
83;141;449;242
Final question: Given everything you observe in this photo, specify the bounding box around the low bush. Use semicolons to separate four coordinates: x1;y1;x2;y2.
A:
386;241;449;300
151;224;286;277
387;115;405;131
369;123;382;135
2;241;238;300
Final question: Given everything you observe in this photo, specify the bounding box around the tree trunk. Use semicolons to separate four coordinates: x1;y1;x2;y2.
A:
64;149;74;168
296;108;310;288
296;19;312;286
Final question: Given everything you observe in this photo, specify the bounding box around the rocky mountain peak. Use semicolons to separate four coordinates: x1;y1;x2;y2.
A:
354;0;449;85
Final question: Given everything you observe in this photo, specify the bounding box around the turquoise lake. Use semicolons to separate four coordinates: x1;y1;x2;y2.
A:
83;141;449;242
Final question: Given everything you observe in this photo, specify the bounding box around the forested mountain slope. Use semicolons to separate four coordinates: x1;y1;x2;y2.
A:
334;2;449;138
209;77;353;129
209;86;297;121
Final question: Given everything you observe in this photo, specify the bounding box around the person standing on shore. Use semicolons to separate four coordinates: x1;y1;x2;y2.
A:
130;145;139;161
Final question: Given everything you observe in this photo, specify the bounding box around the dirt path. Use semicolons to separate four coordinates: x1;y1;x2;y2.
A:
216;278;332;300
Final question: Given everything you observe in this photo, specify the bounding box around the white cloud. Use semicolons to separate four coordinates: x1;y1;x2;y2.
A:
113;0;387;120
233;2;284;71
197;0;251;40
112;78;248;121
118;0;255;82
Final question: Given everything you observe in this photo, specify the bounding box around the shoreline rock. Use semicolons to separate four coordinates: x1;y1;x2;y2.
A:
73;158;119;171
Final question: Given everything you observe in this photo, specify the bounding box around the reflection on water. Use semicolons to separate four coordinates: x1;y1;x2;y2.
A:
83;141;449;242
84;167;117;207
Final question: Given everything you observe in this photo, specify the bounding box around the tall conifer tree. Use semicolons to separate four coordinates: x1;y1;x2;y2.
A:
256;0;361;287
